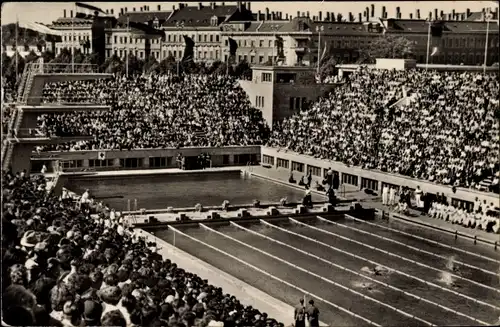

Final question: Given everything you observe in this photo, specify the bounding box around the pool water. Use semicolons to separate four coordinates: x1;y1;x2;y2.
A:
65;171;323;211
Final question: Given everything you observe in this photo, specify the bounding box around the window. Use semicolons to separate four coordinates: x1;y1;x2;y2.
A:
204;35;207;42
149;157;167;168
259;55;264;63
268;40;272;47
114;35;117;43
262;155;274;166
216;35;219;42
361;177;378;191
259;40;264;47
262;72;272;82
251;55;255;63
277;158;289;169
61;160;83;169
120;158;143;168
308;165;321;177
210;35;213;42
291;161;304;173
223;155;230;165
342;173;358;186
290;97;307;111
255;95;265;108
88;159;114;168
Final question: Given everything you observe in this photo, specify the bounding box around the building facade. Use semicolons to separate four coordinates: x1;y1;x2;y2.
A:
49;2;499;66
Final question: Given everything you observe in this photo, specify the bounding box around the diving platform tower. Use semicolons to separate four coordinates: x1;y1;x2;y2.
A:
1;59;113;174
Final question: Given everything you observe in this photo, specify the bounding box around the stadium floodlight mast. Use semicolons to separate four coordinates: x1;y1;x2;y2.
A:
425;17;433;71
483;10;494;74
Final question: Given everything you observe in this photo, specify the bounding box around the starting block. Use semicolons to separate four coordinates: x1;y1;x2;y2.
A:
266;206;279;216
206;211;220;220
322;203;334;212
294;205;306;214
237;209;249;217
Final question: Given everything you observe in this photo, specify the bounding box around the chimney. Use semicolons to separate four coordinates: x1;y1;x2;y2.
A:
105;9;108;14
286;13;289;20
198;3;202;10
466;8;470;18
440;10;444;19
158;5;161;11
434;9;438;20
383;12;387;19
452;9;456;20
319;11;322;21
247;2;251;10
272;11;275;20
366;9;370;21
125;7;127;12
307;11;310;18
266;7;270;20
297;11;300;18
326;12;330;21
429;11;432;20
140;7;143;12
371;4;375;18
396;6;400;18
179;3;184;9
172;5;176;11
349;12;353;22
257;10;261;21
110;9;114;15
63;9;66;18
359;12;362;22
70;10;73;18
382;6;386;18
416;9;420;19
237;1;242;12
410;13;413;19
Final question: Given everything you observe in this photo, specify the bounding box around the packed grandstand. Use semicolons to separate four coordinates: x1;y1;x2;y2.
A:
2;65;499;327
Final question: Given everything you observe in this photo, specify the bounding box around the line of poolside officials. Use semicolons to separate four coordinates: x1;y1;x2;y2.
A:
289;168;340;208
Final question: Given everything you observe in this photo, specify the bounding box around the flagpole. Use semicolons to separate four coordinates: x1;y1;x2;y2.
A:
316;27;321;76
425;19;431;71
126;16;129;77
72;3;75;73
483;13;491;74
15;15;19;81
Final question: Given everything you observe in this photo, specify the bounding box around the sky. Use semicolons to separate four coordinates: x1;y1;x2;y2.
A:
1;1;498;25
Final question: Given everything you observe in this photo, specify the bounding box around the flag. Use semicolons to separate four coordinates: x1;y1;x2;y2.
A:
228;37;238;64
320;41;328;62
129;21;164;40
75;2;106;19
182;35;195;63
17;20;63;36
430;47;439;57
276;35;284;59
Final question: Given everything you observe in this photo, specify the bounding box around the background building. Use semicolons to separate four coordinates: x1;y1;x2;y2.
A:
48;2;499;66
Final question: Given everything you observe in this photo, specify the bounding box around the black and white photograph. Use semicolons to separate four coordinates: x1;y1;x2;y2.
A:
1;1;499;326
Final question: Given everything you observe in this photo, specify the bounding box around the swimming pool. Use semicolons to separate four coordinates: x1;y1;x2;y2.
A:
65;171;323;210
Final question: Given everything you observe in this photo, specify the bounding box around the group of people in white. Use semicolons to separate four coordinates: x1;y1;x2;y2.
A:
381;184;499;234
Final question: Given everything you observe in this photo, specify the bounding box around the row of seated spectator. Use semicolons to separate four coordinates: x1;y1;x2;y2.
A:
2;170;283;327
268;68;499;193
38;74;270;151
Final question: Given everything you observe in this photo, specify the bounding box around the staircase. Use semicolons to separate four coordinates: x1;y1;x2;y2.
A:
16;64;29;103
2;141;14;171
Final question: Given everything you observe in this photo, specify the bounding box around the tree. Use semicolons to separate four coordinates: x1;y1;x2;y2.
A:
143;56;159;74
233;60;252;80
101;54;124;74
358;35;415;64
24;50;39;63
317;56;338;82
127;55;145;75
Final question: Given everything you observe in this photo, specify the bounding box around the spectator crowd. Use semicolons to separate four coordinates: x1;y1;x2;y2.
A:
268;68;499;193
38;74;269;151
1;170;284;327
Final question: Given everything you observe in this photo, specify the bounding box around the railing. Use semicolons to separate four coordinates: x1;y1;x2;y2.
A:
16;64;29;103
33;63;101;74
24;95;107;105
2;142;14;171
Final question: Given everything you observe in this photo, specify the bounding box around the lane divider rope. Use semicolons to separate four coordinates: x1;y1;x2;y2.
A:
307;216;500;295
200;223;435;326
168;226;381;327
344;214;500;264
279;218;500;311
325;215;499;276
231;221;487;325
